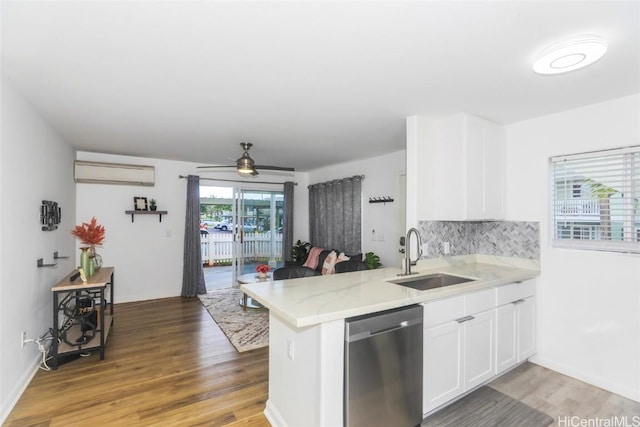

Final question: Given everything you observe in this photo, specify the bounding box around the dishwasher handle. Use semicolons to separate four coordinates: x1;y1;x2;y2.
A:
346;316;422;342
371;320;409;336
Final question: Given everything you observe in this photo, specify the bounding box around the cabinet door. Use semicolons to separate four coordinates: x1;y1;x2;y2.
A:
465;114;505;220
495;303;518;374
517;296;536;361
482;123;505;219
463;309;495;391
423;321;463;414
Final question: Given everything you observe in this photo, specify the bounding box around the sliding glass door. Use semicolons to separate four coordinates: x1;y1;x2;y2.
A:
199;185;284;292
231;188;284;283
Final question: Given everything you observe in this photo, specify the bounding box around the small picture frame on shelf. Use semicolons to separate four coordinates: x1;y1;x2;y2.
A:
134;197;148;211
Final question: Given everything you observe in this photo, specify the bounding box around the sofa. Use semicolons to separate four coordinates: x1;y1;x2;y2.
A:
273;247;367;279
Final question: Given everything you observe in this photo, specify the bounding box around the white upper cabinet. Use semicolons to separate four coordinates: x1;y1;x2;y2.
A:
406;113;505;222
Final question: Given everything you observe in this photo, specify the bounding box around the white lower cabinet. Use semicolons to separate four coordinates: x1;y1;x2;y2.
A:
495;281;536;374
423;280;536;416
517;296;536;360
423;320;464;412
463;309;495;390
422;289;496;415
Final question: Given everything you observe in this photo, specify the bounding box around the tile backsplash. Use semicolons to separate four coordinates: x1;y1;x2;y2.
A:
417;221;540;260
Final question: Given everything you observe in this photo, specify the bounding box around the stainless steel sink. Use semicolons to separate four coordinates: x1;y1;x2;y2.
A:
389;273;474;291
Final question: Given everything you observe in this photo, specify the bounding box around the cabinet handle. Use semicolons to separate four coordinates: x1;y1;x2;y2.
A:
512;299;526;305
455;315;475;323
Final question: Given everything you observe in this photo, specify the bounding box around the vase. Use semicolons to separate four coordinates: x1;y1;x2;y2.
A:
90;245;102;273
258;272;267;280
80;247;91;277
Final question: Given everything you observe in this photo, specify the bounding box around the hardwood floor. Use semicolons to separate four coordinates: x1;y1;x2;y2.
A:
6;297;640;426
5;297;270;427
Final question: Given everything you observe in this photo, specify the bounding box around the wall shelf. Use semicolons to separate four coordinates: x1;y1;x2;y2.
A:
37;258;57;268
125;210;167;223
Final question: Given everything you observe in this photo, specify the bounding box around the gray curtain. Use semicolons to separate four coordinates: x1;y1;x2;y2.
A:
181;175;206;297
282;181;295;262
308;175;363;254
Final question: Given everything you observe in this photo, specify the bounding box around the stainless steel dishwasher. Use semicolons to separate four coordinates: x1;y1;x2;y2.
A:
344;304;423;427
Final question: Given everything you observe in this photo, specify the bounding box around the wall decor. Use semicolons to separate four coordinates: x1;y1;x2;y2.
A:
134;197;148;211
41;200;61;231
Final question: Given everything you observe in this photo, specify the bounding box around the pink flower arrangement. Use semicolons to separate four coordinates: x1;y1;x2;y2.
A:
256;264;270;274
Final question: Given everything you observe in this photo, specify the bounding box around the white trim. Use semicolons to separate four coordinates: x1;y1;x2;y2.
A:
530;356;640;403
264;399;288;427
0;354;41;424
550;145;639;162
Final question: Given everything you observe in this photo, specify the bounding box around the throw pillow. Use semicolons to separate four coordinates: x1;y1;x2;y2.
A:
303;246;324;270
335;252;351;265
321;251;339;275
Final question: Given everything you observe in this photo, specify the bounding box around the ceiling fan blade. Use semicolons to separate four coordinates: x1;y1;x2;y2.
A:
254;165;295;172
197;165;235;169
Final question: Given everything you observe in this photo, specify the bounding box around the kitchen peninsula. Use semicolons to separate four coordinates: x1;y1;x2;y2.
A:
241;255;540;427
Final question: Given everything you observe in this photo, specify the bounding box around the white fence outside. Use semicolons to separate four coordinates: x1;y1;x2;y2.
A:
201;232;283;265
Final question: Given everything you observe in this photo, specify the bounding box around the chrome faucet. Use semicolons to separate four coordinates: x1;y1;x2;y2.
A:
399;228;423;276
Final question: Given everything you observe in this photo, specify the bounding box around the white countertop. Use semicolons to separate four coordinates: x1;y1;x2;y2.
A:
241;255;540;328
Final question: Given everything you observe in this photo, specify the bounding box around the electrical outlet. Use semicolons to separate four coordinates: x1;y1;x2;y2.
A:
443;242;451;254
21;331;27;347
422;243;429;255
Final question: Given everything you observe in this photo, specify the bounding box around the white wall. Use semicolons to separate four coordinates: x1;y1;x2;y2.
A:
308;150;406;268
0;78;77;423
76;149;403;304
76;151;308;302
504;94;640;401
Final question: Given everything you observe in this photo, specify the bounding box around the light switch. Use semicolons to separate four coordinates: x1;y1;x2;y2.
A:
287;339;294;361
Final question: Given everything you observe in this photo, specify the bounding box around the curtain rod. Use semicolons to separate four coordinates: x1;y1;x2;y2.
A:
307;174;365;188
178;175;297;185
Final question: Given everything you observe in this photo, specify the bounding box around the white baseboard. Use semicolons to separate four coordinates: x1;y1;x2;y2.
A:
530;355;640;403
0;353;41;425
264;399;288;427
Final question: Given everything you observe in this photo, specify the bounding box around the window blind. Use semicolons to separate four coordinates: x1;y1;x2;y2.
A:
550;145;640;253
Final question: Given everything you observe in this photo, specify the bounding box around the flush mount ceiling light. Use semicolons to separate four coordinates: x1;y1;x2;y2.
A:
533;35;607;75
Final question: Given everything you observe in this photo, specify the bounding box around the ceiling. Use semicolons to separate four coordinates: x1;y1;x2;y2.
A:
2;1;639;172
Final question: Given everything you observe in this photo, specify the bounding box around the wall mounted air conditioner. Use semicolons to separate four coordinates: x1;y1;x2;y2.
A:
74;160;155;186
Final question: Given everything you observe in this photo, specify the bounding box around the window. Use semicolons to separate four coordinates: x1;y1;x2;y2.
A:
551;145;640;253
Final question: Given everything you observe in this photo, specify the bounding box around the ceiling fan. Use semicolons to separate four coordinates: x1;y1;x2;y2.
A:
197;142;295;176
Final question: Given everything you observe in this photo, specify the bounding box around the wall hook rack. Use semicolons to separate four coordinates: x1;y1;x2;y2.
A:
368;196;394;204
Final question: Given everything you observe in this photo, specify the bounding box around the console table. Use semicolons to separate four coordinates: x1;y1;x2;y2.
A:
50;267;114;369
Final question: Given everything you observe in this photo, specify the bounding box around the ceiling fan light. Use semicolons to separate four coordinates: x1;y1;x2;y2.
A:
237;156;255;174
533;35;607;75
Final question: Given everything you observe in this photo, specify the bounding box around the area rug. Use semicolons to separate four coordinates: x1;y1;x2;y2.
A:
423;386;554;427
198;288;269;353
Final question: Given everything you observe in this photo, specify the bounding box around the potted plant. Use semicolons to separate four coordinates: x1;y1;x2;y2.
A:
149;199;157;211
364;251;381;270
291;240;311;264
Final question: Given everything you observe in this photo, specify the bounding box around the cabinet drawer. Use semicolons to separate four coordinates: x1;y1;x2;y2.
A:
496;280;535;306
423;296;465;328
464;289;495;315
